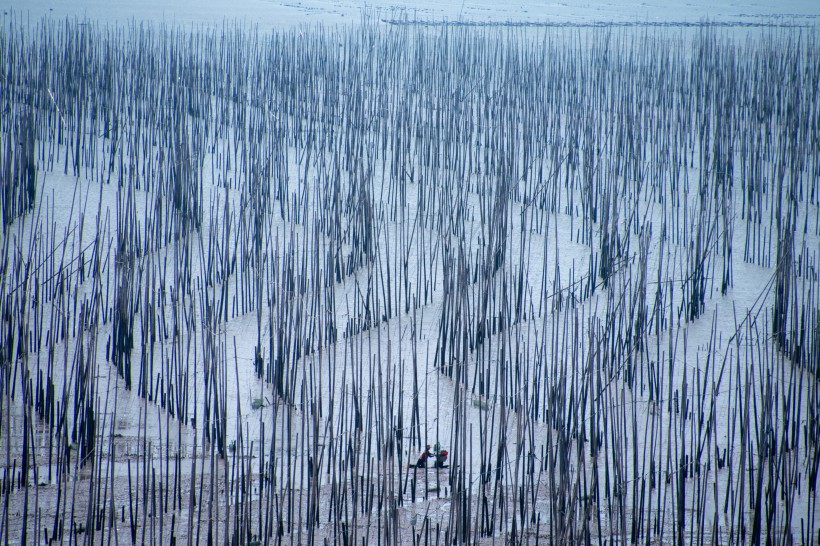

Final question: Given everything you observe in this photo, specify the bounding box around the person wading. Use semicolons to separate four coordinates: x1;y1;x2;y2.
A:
415;444;433;468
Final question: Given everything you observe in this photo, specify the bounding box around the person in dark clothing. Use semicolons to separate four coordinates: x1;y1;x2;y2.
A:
434;449;449;468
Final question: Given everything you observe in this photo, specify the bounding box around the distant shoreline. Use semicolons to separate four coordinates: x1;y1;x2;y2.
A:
381;18;816;28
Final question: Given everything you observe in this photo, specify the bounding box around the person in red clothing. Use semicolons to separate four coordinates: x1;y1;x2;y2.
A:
434;449;449;468
415;444;433;467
